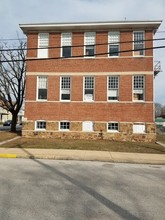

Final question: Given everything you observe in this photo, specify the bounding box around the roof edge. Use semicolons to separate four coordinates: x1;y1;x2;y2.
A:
19;20;162;34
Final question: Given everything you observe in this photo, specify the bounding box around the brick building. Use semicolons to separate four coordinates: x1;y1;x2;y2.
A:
20;20;162;142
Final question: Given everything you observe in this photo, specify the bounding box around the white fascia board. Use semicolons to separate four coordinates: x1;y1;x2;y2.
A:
19;20;162;34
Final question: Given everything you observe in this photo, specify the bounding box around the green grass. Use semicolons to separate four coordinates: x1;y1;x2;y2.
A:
1;136;165;154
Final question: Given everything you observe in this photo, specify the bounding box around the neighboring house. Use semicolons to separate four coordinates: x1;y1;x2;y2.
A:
0;102;24;124
155;117;165;126
0;107;12;123
20;20;162;142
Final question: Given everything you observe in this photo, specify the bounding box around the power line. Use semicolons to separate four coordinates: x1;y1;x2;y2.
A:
0;38;26;41
0;37;165;52
0;45;165;63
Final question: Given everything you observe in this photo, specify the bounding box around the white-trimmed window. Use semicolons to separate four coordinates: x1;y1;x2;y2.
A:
82;121;94;132
60;121;70;131
84;32;95;57
133;75;145;101
108;76;119;101
84;76;94;101
133;31;145;56
60;76;71;101
37;76;47;100
107;122;119;132
35;121;46;130
38;33;49;58
108;32;120;57
133;123;145;134
61;32;72;58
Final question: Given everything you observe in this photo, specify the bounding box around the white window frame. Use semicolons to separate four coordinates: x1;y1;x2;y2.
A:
108;32;120;57
82;121;94;132
133;31;145;57
59;121;70;131
84;32;95;58
35;120;46;131
83;76;95;102
133;75;145;102
133;123;146;134
60;76;71;102
37;33;49;58
107;122;119;133
37;76;48;101
107;76;119;101
61;32;72;58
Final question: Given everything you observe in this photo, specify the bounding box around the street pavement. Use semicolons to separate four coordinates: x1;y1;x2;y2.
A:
0;159;164;220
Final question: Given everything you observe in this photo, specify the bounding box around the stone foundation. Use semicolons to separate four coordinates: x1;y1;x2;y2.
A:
22;121;156;142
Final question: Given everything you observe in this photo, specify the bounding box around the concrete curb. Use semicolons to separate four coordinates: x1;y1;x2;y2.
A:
0;148;164;165
0;154;17;158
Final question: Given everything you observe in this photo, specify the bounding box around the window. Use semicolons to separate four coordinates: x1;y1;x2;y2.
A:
84;76;94;101
133;75;145;101
107;122;119;132
133;31;145;56
108;76;119;101
38;33;49;58
60;76;71;101
82;121;94;132
61;33;72;58
37;76;47;100
60;121;70;131
133;123;145;134
108;32;120;57
35;121;46;130
84;32;95;57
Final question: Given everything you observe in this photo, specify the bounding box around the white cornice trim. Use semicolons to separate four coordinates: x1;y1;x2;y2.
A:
20;20;162;34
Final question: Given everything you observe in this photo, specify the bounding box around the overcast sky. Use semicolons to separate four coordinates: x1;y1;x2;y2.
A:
0;0;165;104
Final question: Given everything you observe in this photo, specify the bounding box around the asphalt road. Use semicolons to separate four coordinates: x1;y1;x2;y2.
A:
0;159;165;220
0;125;22;131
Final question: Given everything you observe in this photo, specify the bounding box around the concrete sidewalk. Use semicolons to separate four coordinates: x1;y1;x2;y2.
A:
0;147;165;164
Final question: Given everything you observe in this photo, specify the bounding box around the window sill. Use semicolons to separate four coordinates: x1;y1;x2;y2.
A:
133;55;145;58
83;100;94;102
35;129;46;131
108;56;119;58
107;130;119;133
84;56;95;59
60;100;71;102
107;100;119;102
36;100;48;102
133;132;146;134
133;100;145;103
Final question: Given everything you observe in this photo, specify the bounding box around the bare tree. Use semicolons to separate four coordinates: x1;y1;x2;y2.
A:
0;41;26;132
155;103;162;117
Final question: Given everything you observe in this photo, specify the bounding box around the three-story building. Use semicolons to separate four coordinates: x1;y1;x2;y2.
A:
20;20;162;141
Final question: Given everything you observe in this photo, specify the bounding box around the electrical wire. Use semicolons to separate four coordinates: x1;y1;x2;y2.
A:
0;37;165;52
0;45;165;63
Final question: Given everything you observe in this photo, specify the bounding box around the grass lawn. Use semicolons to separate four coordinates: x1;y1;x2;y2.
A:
0;131;20;142
157;134;165;144
1;134;165;154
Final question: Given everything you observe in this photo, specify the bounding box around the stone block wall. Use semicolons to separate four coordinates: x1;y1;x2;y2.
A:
22;121;156;142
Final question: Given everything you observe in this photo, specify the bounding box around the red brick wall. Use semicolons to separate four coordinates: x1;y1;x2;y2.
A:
26;31;153;73
25;30;154;124
26;58;153;72
25;74;153;102
25;102;154;122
